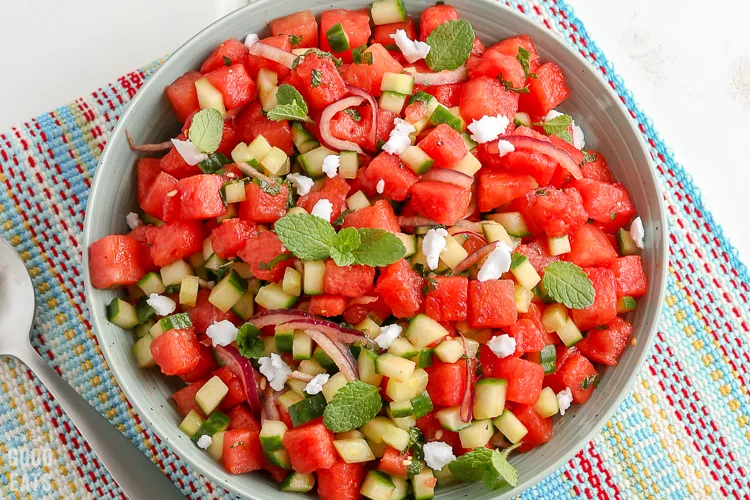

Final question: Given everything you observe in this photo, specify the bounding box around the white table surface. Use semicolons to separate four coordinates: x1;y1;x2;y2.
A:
1;0;749;262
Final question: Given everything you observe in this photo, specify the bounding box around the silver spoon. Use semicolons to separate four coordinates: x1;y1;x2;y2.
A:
0;237;186;499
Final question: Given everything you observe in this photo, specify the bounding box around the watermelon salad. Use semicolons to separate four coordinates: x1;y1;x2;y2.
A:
89;1;649;498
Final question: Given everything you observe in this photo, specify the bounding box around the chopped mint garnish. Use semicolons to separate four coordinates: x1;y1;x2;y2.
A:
267;84;313;123
541;261;596;309
188;108;224;154
424;19;475;71
322;380;382;432
236;323;264;359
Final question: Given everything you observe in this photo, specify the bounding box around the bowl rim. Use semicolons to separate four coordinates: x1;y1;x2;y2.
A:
82;0;669;497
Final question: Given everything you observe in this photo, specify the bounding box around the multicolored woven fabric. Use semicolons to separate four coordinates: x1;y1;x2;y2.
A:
0;0;748;498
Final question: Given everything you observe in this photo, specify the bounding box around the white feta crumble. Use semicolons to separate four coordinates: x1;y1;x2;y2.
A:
376;179;385;194
310;199;334;222
304;373;331;395
487;334;516;358
423;228;449;270
557;387;573;416
389;29;431;63
382;118;415;155
321;155;340;178
630;217;645;249
196;434;213;450
497;139;515;157
146;294;176;316
206;320;239;347
126;212;142;230
258;353;292;391
374;324;403;350
476;241;513;282
287;173;315;196
171;138;207;166
544;109;585;150
544;110;564;121
198;279;215;289
422;441;456;471
244;33;259;48
467;115;510;144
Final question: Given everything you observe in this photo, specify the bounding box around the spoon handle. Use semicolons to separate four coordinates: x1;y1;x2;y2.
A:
19;346;186;500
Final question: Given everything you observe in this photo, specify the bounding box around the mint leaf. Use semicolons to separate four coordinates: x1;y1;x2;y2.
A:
344;108;362;122
311;69;324;88
580;374;600;390
258;253;292;270
351;229;406;267
581;151;597;164
288;34;303;46
352;45;374;65
330;248;355;267
487;444;520;489
498;77;530;94
223;56;232;66
188;108;224;153
236;323;264;359
274;213;337;261
330;227;360;266
516;47;537;80
535;114;573;141
252;177;283;196
267;84;312;123
323;380;382;432
449;447;494;482
541;261;596;309
425;20;475;71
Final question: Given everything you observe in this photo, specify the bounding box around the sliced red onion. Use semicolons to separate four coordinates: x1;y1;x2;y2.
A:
458;333;474;423
125;130;172;152
213;345;262;416
171;138;207;166
453;241;499;274
406;66;468;85
303;329;359;381
347;86;378;150
263;385;280;422
421;168;474;189
279;318;370;346
248;42;296;69
461;187;478;220
449;229;487;244
236;161;277;185
456;219;482;231
288;371;314;382
319;96;367;154
248;309;313;329
348;296;379;306
397;216;441;227
496;135;583;180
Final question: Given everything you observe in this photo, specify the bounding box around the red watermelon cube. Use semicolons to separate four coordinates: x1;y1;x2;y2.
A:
468;279;517;328
297;176;351;223
565;223;618;268
204;63;257;109
509;403;553;453
318;462;364;500
150;328;202;376
309;294;349;317
576;317;632;366
518;62;570;116
88;235;146;289
478;171;538;212
409;181;472;226
210;218;259;259
282;421;338;473
342;199;400;233
606;256;648;298
417;124;468;169
177;174;227;220
365;152;419;202
237;231;294;282
238;181;289;224
146;221;206;267
425;276;468;322
374;259;424;318
480;349;543;405
324;260;375;297
222;428;264;474
165;71;202;122
426;358;468;407
570;267;618;331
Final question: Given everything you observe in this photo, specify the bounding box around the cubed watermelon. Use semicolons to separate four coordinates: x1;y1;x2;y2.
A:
576;317;632;366
213;366;248;411
282;420;338;473
509;403;553;453
140;171;180;222
178;174;227;220
518;62;571;116
478;171;538;212
200;38;249;74
426;358;468;407
479;349;543;405
606;256;648;298
172;379;207;417
150;328;202;376
570;267;618;331
342;199;400;233
227;404;261;431
459;76;519;125
418;125;468;169
425;276;468;322
165;71;202;122
309;294;349;317
88;235;146;289
290;53;348;110
318;462;364;500
509;318;546;355
555;353;598;404
210;219;259;259
365;153;420;202
324;260;375;297
179;344;219;383
223;428;264;474
297;176;351;222
374;259;424;318
183;288;241;334
237;231;294;282
565;224;618;268
319;9;371;63
204;63;257;109
146;221;206;267
235;101;294;156
238;181;290;224
468;279;517;328
245;35;292;79
410;181;472;226
269;10;319;49
343;43;404;97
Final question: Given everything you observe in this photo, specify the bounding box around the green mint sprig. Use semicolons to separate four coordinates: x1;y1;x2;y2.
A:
541;261;596;309
352;45;374;65
322;380;382;432
449;444;521;491
188;108;224;154
236;323;264;359
425;19;475;71
266;84;313;123
516;47;537;80
533;114;574;143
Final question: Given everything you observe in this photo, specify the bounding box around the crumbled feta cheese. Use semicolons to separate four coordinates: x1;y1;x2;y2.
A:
544;110;564;121
374;324;403;350
287;173;315;196
476;241;513;282
146;294;176;316
244;33;259;48
382;118;415;155
487;334;516;358
126;212;142;230
423;228;448;270
376;179;385;194
304;373;330;395
258;353;292;391
557;387;573;416
171;138;207;166
423;441;456;471
196;434;213;450
311;199;334;222
630;217;645;249
467;115;510;144
198;279;215;289
389;29;431;63
322;155;340;178
497;139;515;157
206;320;239;347
572;123;585;150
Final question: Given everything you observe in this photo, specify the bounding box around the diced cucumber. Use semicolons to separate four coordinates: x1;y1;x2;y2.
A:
231;142;261;170
439;235;469;269
616;227;639;256
411;391;433;418
376;354;416;383
360;470;395;500
138;272;165;296
261;146;289;176
514;284;535;313
388;338;420;359
313;345;339;373
322;372;348;402
367;439;387;458
208;269;247;313
247;135;273;163
534;386;560;418
358;348;383;387
160;259;193;287
433;338;464;364
486;212;531;237
429;105;462;132
391;476;409;500
257;67;278;93
291;122;318;154
133;333;156;368
382;424;410;452
360;416;392;444
204;253;226;275
275;328;294;353
411;348;434;369
542;303;569;333
260;420;288;451
405;314;450;348
230;291;255;320
300;145;336;178
192;411;231;445
265;448;292;469
262;336;276;357
302;260;326;295
399;145;434;174
514;112;531;127
339;150;359;179
556;319;583;347
255;283;297;310
412;469;436;500
548;235;571;256
260;85;279;112
452;151;482;177
334;438;376;463
281;267;302;297
281;472;315;493
179;275;200;307
346;191;371;211
337;430;366;440
292;331;313;360
207;430;225;461
134;321;153;339
195;77;226;116
617;296;638;313
186;251;205;270
298;358;327;376
395;233;417;258
371;0;407;24
107;298;139;329
461;131;478;151
390;399;414;418
464;338;480;359
155;313;192;337
389;413;417;431
223;180;247;203
179;409;204;438
202;238;215;261
459;419;494;449
379;91;408;114
233;263;256;282
288;394;327;427
277;391;304;413
481;221;513;246
433;465;455;485
195;376;229;415
437;406;471;431
510;253;542;290
494;410;528;444
381;72;414;94
386;368;428;402
287;378;308;398
473;378;508;420
527;343;557;375
325;22;351;53
357;317;383;338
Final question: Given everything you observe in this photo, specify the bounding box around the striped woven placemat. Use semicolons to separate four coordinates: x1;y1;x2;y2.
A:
1;1;748;498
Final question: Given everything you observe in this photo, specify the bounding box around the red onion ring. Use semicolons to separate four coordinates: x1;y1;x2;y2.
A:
449;230;487;244
406;66;468;85
248;42;296;69
248;309;314;329
125;130;172;152
303;329;359;381
496;135;583;180
320;96;367;154
213;345;262;416
453;241;499;274
421;168;474;189
263;385;280;422
458;333;474;423
236;161;278;185
279;318;371;346
288;371;314;382
347;86;378;151
456;219;481;231
397;216;441;227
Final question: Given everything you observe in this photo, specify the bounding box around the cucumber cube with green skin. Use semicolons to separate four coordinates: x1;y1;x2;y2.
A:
533;281;556;304
157;313;192;333
291;122;317;153
389;413;416;431
556;319;583;347
433;339;465;364
230;291;255;320
533;387;560;418
406;314;450;348
133;333;156;368
617;296;638;313
134;321;154;339
411;348;434;369
208;269;247;313
399;145;434;174
367;439;387;458
298;358;327;376
412;469;436;500
191;411;231;445
510;253;542;290
333;438;376;463
548;235;571;256
247;135;273;162
277;391;304;412
314;346;339;373
288;394;327;427
358;348;383;387
494;410;528;444
260;146;289;176
207;430;225;461
411;391;433;418
542;303;569;333
255;283;297;310
391;476;409;500
429;105;463;132
135;297;156;324
195;376;229;415
514;112;531;127
356;317;382;339
231;143;258;168
325;22;351;53
388;338;420;359
346;191;372;211
107;298;139;329
359;416;392;444
160;259;193;286
433;465;455;485
287;378;308;398
452;151;483;177
292;331;313;360
527;344;557;375
375;353;416;383
138;272;165;296
179;410;205;438
394;233;417;258
282;267;302;297
260;420;289;451
322;372;348;402
382;424;410;452
281;472;315;493
360;470;395;500
379;91;408;114
439;235;468;269
616;227;639;256
179;275;200;307
460;131;478;151
299;145;336;178
380;72;414;94
265;448;292;469
390;399;415;418
339;150;359;179
223;181;246;203
203;253;226;274
436;406;471;431
486;212;531;237
481;221;513;247
473;378;508;420
302;260;326;295
386;368;428;402
514;284;535;313
274;328;294;353
195;77;226;116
